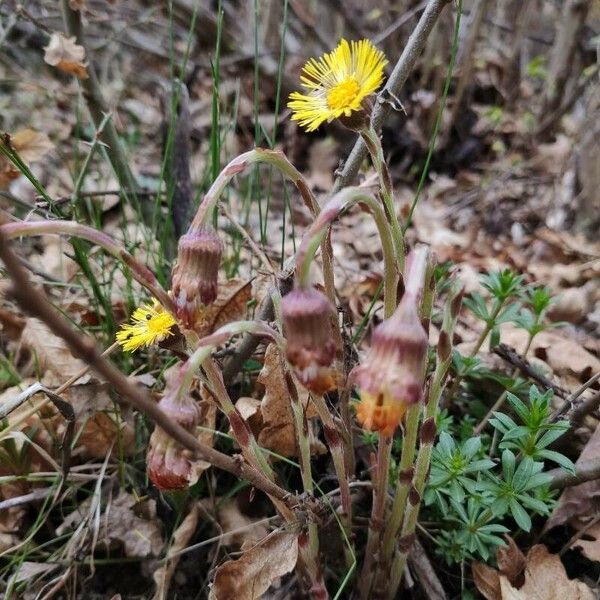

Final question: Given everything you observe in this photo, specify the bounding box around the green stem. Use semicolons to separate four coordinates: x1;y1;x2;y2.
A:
296;187;397;318
311;394;354;567
386;285;463;599
358;434;392;600
446;298;505;402
360;126;405;273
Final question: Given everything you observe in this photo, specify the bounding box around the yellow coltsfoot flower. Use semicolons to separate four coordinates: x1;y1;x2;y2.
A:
288;38;387;132
116;300;176;352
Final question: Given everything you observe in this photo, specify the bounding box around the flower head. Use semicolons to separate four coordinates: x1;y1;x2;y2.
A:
147;370;202;490
116;300;176;352
288;39;387;132
171;225;223;330
282;288;338;394
353;295;428;437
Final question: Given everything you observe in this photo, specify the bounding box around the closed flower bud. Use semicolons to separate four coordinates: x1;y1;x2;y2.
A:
147;384;201;491
171;226;223;330
282;288;337;394
353;295;428;437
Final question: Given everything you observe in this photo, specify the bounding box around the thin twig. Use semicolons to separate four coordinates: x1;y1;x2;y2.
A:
333;0;451;193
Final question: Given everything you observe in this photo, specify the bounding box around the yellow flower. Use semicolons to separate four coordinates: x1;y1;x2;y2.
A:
116;301;176;352
288;39;387;132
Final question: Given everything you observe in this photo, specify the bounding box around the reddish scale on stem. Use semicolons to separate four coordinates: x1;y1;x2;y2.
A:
171;226;223;330
282;288;338;394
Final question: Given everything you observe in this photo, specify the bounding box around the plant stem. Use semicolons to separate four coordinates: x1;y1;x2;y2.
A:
446;297;506;403
386;285;463;599
310;394;354;567
358;434;393;600
189;147;340;346
0;220;173;314
360;126;405;273
474;330;535;435
296;187;397;317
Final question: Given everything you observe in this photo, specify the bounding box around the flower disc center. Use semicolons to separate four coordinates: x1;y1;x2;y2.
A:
327;77;360;111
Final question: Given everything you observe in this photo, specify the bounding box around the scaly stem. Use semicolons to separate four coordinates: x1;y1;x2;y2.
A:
360;126;405;273
285;363;328;598
311;394;354;567
296;187;397;316
374;247;432;592
0;220;173;314
358;434;392;600
386;285;463;599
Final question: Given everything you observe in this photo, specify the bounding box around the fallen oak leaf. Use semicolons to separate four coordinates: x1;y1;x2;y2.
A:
474;544;594;600
43;32;88;79
256;344;325;458
209;531;298;600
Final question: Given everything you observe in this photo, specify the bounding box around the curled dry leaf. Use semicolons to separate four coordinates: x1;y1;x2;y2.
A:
43;32;88;79
57;491;163;558
255;343;325;458
547;426;600;531
217;499;270;548
474;544;594;600
209;531;298;600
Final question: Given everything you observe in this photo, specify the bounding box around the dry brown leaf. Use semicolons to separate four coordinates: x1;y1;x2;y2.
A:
10;129;54;163
217;499;270;548
473;561;502;600
0;129;53;188
20;319;89;386
43;32;88;79
496;536;526;588
475;545;594;600
68;0;86;10
547;426;600;530
473;537;526;600
500;545;594;599
574;521;600;564
153;503;201;600
500;324;600;386
255;344;325;458
77;411;136;458
198;278;252;336
235;397;263;437
57;491;163;558
209;531;298;600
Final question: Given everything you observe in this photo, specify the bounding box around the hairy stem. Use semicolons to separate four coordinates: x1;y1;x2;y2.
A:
296;187;397;317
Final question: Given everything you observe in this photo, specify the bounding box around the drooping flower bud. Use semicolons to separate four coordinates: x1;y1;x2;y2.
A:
147;381;201;490
171;226;223;330
282;288;338;394
353;294;428;437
